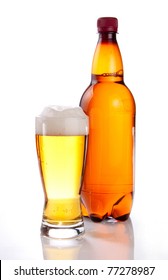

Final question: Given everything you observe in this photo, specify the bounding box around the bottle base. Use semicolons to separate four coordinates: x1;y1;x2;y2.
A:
89;213;130;223
81;190;133;222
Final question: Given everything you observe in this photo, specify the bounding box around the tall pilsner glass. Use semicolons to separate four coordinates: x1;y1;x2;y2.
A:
35;106;89;239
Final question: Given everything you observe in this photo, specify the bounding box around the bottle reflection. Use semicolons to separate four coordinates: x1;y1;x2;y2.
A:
82;217;134;259
41;218;134;260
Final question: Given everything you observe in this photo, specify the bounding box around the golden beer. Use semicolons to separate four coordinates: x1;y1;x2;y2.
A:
36;135;86;222
35;106;88;238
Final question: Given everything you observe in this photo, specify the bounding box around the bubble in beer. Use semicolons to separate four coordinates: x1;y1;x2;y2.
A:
35;105;89;136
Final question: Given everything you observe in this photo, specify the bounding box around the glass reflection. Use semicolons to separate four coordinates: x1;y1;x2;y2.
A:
41;235;84;260
41;217;134;260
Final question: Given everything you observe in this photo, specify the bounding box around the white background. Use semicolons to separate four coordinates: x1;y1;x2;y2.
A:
0;0;168;260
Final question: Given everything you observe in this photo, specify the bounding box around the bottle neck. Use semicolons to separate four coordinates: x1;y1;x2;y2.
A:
91;32;123;83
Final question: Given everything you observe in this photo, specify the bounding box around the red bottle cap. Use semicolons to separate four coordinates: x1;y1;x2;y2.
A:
97;17;118;33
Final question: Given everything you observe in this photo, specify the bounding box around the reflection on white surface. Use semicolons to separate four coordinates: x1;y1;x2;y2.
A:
41;218;134;260
41;236;84;260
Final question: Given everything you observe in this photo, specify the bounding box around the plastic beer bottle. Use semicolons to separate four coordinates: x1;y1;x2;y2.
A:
80;17;136;222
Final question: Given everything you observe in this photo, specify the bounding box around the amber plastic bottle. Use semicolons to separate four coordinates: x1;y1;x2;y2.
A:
80;17;136;222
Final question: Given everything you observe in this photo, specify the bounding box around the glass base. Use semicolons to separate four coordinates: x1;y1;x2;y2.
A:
41;220;85;239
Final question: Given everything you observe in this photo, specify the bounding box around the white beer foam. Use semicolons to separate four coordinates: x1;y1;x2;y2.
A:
35;105;89;136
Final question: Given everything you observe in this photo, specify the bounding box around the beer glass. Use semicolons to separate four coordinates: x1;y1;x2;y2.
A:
35;106;89;239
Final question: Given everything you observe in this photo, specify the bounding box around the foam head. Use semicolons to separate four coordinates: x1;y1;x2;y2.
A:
35;105;89;136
